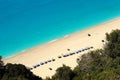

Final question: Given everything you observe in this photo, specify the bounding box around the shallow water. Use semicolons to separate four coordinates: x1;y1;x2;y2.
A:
0;0;120;58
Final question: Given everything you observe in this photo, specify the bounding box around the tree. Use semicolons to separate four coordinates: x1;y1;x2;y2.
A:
52;64;74;80
2;63;42;80
0;56;4;67
105;29;120;58
73;49;106;80
0;56;4;80
0;57;42;80
52;29;120;80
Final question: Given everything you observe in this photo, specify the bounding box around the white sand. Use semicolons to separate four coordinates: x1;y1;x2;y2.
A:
3;18;120;78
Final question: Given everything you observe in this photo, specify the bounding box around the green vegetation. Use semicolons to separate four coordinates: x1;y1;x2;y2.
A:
1;29;120;80
52;64;74;80
48;29;120;80
0;56;42;80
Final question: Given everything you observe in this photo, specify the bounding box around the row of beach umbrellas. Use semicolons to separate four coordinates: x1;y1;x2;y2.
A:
30;46;94;70
58;46;93;58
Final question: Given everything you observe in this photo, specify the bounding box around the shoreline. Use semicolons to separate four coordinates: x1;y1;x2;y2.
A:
3;17;120;78
3;16;119;60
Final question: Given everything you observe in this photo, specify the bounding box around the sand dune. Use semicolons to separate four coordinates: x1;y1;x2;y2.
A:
3;18;120;78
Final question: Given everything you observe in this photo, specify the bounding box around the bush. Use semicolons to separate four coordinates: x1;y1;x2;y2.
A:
0;58;42;80
52;64;74;80
51;29;120;80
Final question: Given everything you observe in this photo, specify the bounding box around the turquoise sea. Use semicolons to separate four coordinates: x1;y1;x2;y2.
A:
0;0;120;58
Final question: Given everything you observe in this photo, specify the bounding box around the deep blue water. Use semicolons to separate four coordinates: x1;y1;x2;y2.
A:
0;0;120;58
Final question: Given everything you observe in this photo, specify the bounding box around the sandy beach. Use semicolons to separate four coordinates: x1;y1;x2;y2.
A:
3;18;120;78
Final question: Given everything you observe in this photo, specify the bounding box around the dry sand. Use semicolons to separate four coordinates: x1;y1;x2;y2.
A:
3;18;120;78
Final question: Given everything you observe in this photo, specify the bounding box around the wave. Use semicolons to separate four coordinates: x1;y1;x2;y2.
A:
48;39;58;43
63;35;69;38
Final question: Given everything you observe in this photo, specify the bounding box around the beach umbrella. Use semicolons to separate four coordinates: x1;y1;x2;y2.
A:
52;59;55;61
82;49;85;51
87;47;90;49
102;40;105;42
66;54;70;56
40;62;44;65
27;67;32;70
84;48;87;50
63;55;67;57
30;68;33;70
33;65;37;68
90;46;93;48
70;53;73;55
88;34;91;36
36;64;40;67
67;49;70;51
44;61;48;64
58;56;62;58
73;52;75;54
76;50;81;54
49;68;52;70
76;51;78;53
78;50;81;52
48;60;51;62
